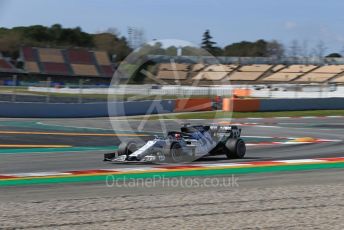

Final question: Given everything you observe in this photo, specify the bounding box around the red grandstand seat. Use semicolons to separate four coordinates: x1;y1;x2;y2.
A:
22;47;36;61
0;59;13;69
67;49;93;64
42;62;69;75
99;65;114;77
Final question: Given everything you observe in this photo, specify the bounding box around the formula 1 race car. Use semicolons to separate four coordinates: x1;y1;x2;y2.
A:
104;124;246;163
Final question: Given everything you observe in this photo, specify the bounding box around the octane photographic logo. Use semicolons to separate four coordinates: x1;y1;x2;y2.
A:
106;175;239;189
107;39;233;163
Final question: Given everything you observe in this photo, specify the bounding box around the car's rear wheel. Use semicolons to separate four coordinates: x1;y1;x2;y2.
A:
224;138;246;159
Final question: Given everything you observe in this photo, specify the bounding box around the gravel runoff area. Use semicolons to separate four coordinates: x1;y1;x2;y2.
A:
1;171;344;230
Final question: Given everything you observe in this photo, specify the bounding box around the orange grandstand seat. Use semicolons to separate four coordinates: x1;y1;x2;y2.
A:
25;61;40;73
38;48;64;63
71;64;99;76
94;51;111;65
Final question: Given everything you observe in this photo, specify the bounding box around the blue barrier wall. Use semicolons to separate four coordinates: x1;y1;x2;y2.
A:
0;100;176;118
259;98;344;111
108;100;175;116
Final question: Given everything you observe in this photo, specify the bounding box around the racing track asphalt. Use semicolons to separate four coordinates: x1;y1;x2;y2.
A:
1;116;344;229
0;116;343;174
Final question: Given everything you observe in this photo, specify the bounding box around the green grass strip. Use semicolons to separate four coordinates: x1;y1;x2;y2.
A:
1;162;344;186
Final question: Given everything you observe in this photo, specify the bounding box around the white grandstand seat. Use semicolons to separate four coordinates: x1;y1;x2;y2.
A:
192;72;228;81
191;63;206;72
157;70;188;80
331;76;344;83
279;65;317;73
295;73;337;82
203;64;237;72
271;64;285;72
229;72;263;81
239;64;271;72
192;72;204;80
295;73;336;82
159;63;189;71
311;65;344;73
262;72;303;82
191;64;236;81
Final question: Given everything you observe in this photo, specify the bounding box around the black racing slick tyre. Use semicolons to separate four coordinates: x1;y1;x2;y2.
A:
118;140;139;156
104;140;140;161
225;138;246;159
170;142;183;163
164;142;184;163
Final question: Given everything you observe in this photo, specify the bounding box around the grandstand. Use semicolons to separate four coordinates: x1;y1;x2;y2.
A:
21;47;114;78
150;61;344;85
294;65;344;83
0;56;18;73
227;64;271;81
332;76;344;83
261;65;318;82
4;50;344;86
229;71;265;81
192;64;237;81
262;72;303;82
156;63;189;80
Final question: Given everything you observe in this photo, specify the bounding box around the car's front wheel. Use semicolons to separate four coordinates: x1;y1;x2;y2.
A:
164;142;185;163
171;142;184;162
118;140;139;156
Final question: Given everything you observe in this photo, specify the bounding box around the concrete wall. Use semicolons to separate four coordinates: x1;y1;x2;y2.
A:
0;100;175;118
